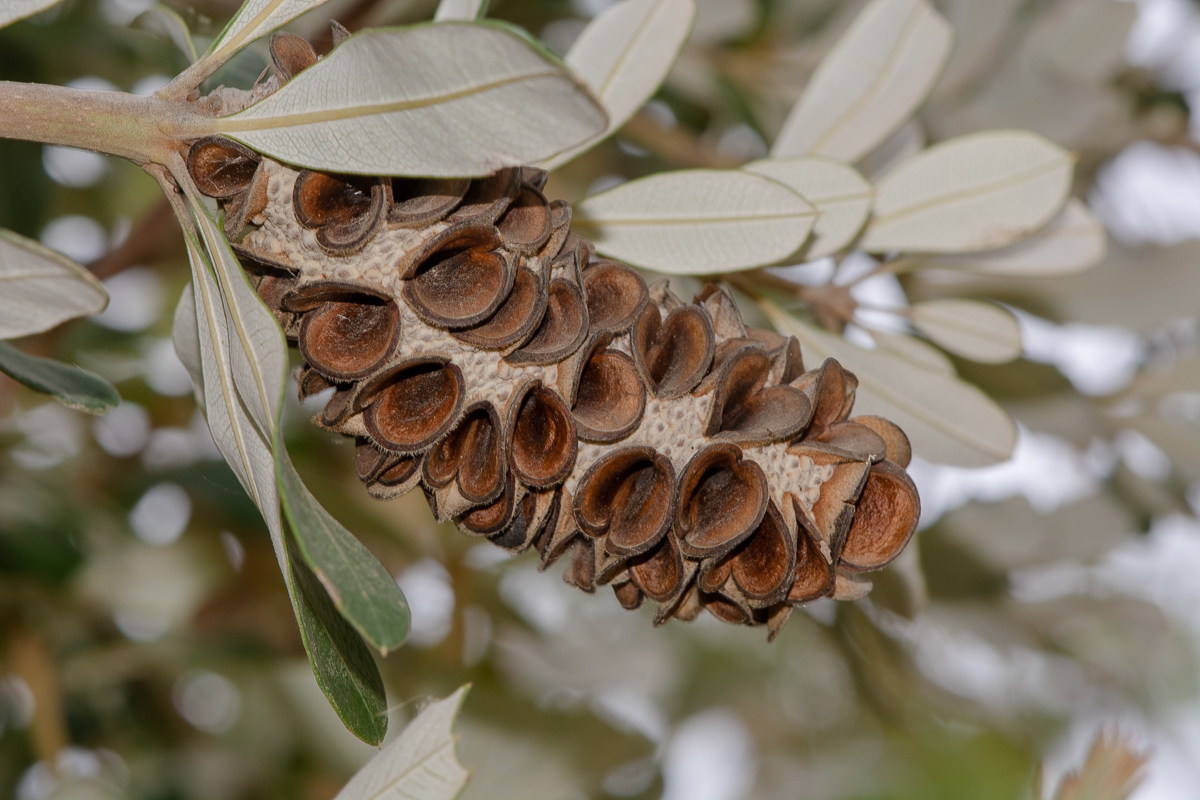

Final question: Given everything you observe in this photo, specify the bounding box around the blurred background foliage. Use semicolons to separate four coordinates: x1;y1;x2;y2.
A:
1;0;1199;798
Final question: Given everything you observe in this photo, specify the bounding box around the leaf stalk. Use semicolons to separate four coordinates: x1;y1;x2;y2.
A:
0;81;217;166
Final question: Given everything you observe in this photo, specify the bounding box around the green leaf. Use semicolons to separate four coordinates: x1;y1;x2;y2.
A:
542;0;697;171
918;199;1106;277
771;0;953;163
743;156;874;259
434;0;489;21
0;341;119;415
909;299;1022;364
574;169;816;273
277;444;410;656
335;686;471;800
0;229;108;341
861;130;1074;254
206;0;334;66
176;197;399;744
215;22;608;177
288;538;389;747
0;0;65;28
762;301;1016;466
134;4;199;63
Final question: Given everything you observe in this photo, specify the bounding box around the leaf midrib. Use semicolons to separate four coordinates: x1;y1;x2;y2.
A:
218;69;561;132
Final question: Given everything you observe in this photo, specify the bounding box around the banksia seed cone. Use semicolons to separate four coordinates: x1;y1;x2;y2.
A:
186;33;920;637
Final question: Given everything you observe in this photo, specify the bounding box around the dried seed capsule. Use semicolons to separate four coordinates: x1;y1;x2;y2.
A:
362;359;465;453
388;177;470;228
270;31;318;80
632;303;715;398
222;84;923;636
188;136;261;199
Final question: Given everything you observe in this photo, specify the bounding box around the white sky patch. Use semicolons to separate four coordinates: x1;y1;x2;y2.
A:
1090;141;1200;246
40;215;107;264
1014;307;1144;396
7;403;84;470
1008;513;1200;798
93;267;165;333
909;426;1107;528
396;558;455;647
661;709;757;800
43;146;106;189
173;670;242;735
498;561;574;634
875;608;1092;716
143;337;195;397
129;482;191;546
92;402;151;457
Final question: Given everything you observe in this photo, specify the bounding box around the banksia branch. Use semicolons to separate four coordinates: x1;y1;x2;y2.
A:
185;35;920;638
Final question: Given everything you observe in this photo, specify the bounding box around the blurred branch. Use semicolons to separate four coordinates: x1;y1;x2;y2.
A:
7;629;68;773
619;110;741;169
87;197;183;280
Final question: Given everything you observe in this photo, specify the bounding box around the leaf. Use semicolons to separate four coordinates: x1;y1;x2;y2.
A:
0;0;64;28
0;341;119;415
743;156;873;259
541;0;697;171
919;199;1106;277
289;538;389;747
434;0;489;21
574;169;816;273
134;4;198;63
171;283;205;411
909;299;1022;364
189;196;407;646
861;131;1074;254
180;200;392;744
278;445;410;655
215;22;608;177
771;0;953;163
869;329;955;375
206;0;333;65
0;229;108;340
335;686;471;800
1048;733;1145;800
763;301;1016;466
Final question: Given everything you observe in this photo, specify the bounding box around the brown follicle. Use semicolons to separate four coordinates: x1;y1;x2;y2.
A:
633;304;715;399
675;444;768;558
361;359;465;453
581;261;649;334
706;347;811;443
292;170;387;255
497;184;553;253
388;177;470;228
452;265;546;350
188;136;261;199
570;348;646;442
505;278;588;365
838;460;920;572
447;167;522;224
423;403;505;505
852;415;913;468
299;295;400;381
507;382;577;487
269;32;318;81
404;243;511;328
729;501;796;606
574;446;675;557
